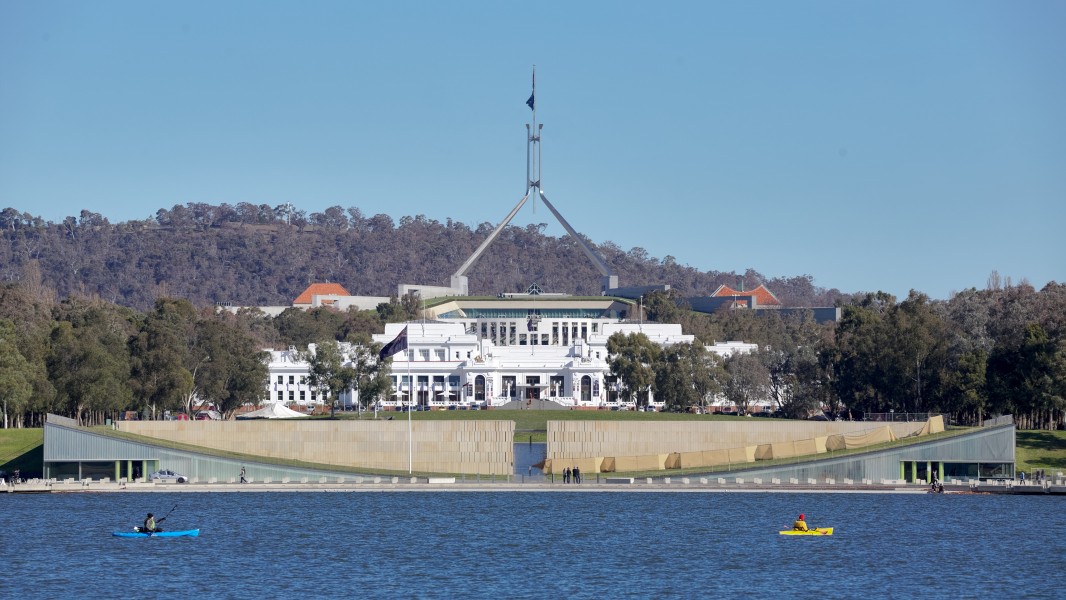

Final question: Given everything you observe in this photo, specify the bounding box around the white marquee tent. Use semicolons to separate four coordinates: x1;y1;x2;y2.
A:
237;403;308;419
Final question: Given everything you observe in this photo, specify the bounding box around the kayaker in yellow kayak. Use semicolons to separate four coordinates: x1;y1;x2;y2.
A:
792;513;808;532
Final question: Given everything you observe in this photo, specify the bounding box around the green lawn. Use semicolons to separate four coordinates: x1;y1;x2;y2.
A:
1015;430;1066;475
0;428;44;479
335;409;758;441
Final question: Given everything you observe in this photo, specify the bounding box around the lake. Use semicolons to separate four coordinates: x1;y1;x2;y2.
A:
1;491;1063;599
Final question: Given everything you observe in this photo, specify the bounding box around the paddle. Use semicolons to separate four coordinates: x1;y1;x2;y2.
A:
141;504;177;533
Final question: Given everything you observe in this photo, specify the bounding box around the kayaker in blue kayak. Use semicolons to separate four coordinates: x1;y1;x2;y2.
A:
140;512;165;533
792;514;808;532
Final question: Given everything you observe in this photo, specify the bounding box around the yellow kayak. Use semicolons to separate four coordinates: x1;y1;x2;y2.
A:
779;527;833;536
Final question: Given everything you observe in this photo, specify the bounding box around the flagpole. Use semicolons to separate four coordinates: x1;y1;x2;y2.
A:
408;340;413;474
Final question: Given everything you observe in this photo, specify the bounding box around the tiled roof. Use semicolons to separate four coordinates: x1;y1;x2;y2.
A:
710;284;782;307
294;283;352;305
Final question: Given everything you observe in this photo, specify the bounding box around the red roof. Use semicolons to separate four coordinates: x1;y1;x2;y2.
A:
710;284;782;307
294;283;352;305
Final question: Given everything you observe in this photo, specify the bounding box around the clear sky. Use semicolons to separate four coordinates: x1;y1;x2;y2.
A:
2;1;1063;300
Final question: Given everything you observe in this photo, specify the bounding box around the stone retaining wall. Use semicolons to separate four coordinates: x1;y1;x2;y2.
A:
118;419;514;475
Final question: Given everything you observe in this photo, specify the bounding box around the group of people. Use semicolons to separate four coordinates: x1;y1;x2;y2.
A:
562;466;581;484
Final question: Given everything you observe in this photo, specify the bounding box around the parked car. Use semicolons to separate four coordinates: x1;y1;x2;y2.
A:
149;469;188;483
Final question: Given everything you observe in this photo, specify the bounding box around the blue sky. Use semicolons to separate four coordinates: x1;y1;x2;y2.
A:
2;1;1063;300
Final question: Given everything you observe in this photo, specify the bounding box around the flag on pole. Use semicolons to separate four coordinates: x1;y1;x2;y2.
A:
526;69;535;110
378;326;408;360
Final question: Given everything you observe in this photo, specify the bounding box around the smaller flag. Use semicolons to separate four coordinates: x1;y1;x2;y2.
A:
526;69;535;110
378;326;408;360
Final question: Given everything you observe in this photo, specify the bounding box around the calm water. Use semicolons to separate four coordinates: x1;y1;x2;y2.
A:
1;491;1063;599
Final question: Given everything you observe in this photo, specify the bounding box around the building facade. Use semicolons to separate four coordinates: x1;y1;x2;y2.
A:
259;296;757;411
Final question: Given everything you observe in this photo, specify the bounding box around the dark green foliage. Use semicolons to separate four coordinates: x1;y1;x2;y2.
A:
607;332;661;407
0;204;845;311
0;204;1063;430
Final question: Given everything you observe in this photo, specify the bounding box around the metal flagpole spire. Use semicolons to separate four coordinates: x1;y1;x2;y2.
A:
526;66;541;212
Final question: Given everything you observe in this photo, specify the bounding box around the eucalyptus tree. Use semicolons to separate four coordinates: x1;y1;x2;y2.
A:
47;320;133;425
345;333;392;411
607;332;662;408
722;352;770;415
300;340;356;418
987;323;1066;430
654;341;719;412
129;298;198;418
0;320;33;428
196;314;269;418
833;292;896;414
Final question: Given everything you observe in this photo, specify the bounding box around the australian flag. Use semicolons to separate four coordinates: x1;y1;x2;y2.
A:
526;70;535;111
378;326;408;360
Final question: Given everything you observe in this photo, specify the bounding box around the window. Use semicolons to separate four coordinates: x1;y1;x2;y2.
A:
550;376;564;397
417;376;429;404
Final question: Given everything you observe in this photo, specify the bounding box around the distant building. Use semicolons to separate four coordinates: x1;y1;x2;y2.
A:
687;283;840;324
259;294;759;411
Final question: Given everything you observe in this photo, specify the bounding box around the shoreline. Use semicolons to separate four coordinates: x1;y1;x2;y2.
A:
6;480;1061;495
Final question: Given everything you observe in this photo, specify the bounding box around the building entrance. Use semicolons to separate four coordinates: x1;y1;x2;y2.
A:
525;376;542;400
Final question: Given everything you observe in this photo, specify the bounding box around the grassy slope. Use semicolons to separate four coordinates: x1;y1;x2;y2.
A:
0;428;44;478
1015;430;1066;474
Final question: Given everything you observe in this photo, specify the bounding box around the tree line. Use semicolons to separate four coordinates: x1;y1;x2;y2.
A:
611;281;1065;430
0;278;419;427
1;274;1061;430
0;203;843;311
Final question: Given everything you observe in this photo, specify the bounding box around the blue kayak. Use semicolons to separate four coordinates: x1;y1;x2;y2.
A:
113;529;200;538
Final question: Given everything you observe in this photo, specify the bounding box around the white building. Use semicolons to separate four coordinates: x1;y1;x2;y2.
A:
263;295;757;410
260;296;759;412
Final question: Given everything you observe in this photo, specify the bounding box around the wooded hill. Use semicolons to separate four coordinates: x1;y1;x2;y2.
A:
0;204;843;311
